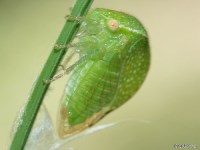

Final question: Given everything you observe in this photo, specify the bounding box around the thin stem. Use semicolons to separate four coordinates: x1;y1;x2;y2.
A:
9;0;94;149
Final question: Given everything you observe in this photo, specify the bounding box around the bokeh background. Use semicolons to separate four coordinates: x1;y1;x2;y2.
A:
0;0;200;149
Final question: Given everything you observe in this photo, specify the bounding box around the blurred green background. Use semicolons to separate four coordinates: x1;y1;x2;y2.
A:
0;0;200;149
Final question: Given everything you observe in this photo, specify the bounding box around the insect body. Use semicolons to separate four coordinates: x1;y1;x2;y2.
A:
58;8;150;138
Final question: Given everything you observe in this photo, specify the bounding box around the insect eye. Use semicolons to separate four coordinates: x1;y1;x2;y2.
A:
107;19;119;31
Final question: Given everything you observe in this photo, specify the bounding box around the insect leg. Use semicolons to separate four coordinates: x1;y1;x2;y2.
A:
65;15;84;23
43;62;77;84
43;54;88;84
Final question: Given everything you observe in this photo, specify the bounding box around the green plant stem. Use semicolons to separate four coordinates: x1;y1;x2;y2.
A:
10;0;94;149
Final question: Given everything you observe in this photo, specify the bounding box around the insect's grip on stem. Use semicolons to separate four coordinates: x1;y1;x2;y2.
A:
65;15;83;22
43;63;77;84
54;44;72;52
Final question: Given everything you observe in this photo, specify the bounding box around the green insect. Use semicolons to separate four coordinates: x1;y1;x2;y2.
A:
57;8;150;138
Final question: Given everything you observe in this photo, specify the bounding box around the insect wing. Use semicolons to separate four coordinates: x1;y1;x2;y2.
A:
58;58;121;137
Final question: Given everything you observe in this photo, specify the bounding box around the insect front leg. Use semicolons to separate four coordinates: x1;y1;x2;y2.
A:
65;15;84;23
